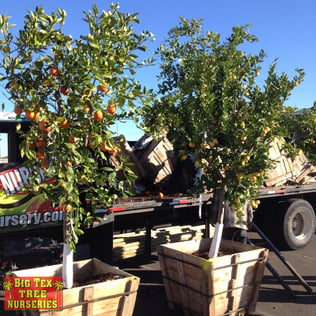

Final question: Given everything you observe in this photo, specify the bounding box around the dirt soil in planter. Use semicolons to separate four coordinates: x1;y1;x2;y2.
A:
192;250;236;259
73;273;125;287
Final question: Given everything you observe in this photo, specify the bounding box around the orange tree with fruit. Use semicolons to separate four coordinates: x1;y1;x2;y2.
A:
0;4;153;285
143;19;304;253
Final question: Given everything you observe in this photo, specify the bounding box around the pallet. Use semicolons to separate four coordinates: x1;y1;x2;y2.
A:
112;225;206;261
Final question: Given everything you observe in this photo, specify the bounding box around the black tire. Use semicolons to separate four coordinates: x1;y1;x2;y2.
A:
276;199;316;250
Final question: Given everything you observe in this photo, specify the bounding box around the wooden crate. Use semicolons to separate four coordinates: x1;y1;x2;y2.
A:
265;137;313;186
9;258;140;316
110;135;146;179
157;238;268;316
133;135;175;184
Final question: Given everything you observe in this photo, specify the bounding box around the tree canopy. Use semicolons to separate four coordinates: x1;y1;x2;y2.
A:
0;3;154;248
143;19;304;217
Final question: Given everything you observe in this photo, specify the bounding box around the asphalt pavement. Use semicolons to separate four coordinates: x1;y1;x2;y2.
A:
116;232;316;316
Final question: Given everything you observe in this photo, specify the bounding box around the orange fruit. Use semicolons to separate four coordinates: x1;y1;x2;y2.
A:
36;151;45;160
65;204;72;212
41;160;49;169
39;119;53;132
68;136;75;143
60;118;70;128
107;147;118;155
88;141;97;149
50;67;59;76
36;138;45;148
59;85;70;95
100;141;108;152
25;110;36;120
98;85;108;92
158;192;164;198
94;110;103;122
107;103;116;114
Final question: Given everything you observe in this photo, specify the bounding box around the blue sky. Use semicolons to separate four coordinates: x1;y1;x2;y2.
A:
1;0;316;143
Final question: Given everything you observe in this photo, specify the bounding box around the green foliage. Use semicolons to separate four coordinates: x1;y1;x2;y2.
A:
281;104;316;164
143;19;304;215
0;3;154;248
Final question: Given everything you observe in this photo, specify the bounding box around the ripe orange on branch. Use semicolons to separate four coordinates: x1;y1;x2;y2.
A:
107;103;116;114
94;110;103;122
35;138;45;148
59;118;70;128
100;141;108;152
39;119;53;132
49;67;59;76
65;204;72;212
41;160;49;169
36;151;45;160
107;146;118;155
88;139;97;149
25;110;36;120
97;85;108;93
59;85;70;95
68;136;75;143
158;192;164;198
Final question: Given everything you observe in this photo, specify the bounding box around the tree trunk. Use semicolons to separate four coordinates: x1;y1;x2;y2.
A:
208;184;226;258
62;212;73;288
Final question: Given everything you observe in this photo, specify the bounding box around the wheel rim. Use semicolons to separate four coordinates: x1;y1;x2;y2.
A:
292;212;309;240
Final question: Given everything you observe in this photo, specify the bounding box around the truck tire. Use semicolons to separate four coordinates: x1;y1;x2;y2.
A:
276;199;316;250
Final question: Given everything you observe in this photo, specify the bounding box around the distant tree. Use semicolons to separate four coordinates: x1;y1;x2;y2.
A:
281;104;316;165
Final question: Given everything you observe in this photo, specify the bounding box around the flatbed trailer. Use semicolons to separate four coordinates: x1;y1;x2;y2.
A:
105;181;316;253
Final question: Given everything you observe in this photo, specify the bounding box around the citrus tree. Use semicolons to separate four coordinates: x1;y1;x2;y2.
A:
0;3;153;285
280;103;316;165
143;19;304;247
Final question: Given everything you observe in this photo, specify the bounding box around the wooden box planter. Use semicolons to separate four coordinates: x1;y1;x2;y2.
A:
157;238;269;316
2;258;140;316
